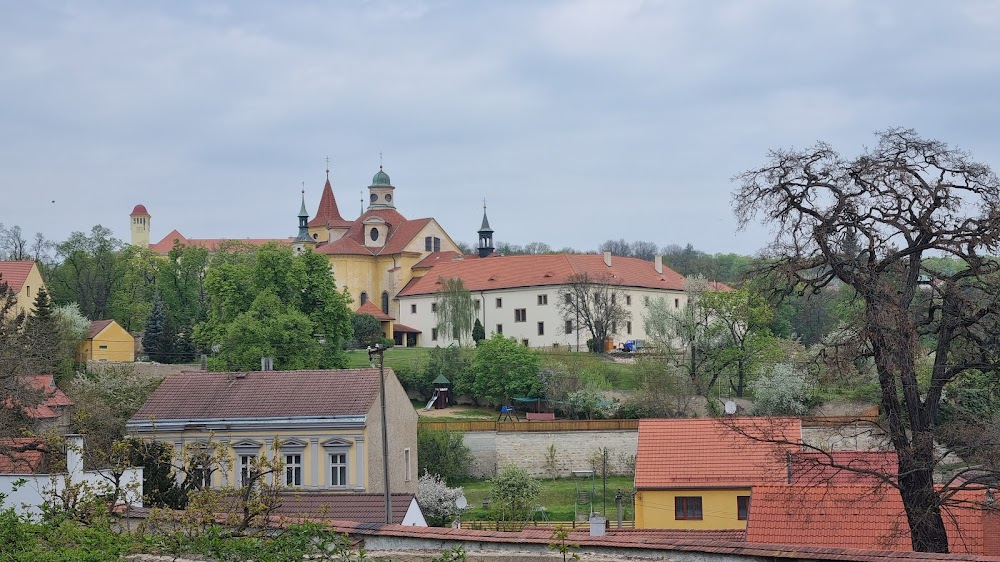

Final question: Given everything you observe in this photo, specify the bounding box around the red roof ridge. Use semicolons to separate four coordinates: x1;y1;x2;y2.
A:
356;300;394;321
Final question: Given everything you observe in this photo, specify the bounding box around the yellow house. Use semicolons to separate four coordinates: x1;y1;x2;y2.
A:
0;260;46;317
634;417;802;530
125;368;418;495
79;319;135;362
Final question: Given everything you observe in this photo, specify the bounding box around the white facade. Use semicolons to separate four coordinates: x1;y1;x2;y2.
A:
397;285;688;349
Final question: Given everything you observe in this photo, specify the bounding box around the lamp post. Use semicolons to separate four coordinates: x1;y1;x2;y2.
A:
368;344;392;524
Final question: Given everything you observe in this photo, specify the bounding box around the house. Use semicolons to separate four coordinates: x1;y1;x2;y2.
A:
130;166;465;345
78;319;135;362
634;417;802;530
746;484;1000;555
396;252;690;349
126;368;418;495
271;491;426;526
0;260;46;317
0;435;143;517
16;374;74;435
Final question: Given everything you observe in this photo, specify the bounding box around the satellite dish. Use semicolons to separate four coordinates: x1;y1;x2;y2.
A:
724;400;737;415
455;495;468;509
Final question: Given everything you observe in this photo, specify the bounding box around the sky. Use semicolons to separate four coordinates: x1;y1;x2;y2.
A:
3;0;1000;256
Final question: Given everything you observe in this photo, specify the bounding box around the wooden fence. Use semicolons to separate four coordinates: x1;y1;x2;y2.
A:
418;416;878;432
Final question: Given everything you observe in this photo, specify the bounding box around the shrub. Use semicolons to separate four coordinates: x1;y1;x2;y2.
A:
750;363;815;415
487;465;540;523
417;428;473;484
417;472;465;526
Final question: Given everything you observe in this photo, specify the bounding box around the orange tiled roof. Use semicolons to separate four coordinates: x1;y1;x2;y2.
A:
130;204;148;216
412;251;466;268
392;322;420;333
0;438;47;473
16;375;74;420
86;319;114;340
356;300;394;321
789;450;898;486
635;417;802;489
0;260;37;293
316;209;434;257
398;254;688;296
148;230;290;254
307;179;353;229
746;484;997;555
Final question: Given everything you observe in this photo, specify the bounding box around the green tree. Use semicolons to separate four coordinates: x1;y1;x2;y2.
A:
109;245;162;332
144;296;171;363
472;318;486;346
470;334;542;403
487;465;540;524
417;428;473;484
351;313;382;349
24;286;64;375
434;277;475;345
47;225;124;321
698;287;780;397
423;345;473;398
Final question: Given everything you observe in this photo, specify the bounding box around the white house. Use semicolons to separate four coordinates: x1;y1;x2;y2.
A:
0;435;143;517
395;252;691;349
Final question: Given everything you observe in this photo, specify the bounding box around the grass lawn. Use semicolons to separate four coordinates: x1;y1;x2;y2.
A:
454;475;635;522
344;347;430;370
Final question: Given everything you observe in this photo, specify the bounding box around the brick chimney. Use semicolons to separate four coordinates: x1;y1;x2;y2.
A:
654;255;663;274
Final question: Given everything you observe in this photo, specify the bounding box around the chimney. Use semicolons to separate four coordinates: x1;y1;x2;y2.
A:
654;255;663;274
66;434;85;477
603;251;612;267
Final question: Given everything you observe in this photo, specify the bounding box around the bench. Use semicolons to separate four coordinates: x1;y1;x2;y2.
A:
525;412;556;421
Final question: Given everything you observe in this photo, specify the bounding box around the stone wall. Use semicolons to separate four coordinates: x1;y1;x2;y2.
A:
86;360;196;379
464;431;638;478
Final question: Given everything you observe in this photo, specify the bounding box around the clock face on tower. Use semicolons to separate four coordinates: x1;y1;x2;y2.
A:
370;228;379;241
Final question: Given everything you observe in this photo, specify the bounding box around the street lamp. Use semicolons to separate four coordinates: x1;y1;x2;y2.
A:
368;344;392;524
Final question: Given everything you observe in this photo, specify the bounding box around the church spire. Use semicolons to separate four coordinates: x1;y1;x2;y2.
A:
478;199;494;258
293;187;316;253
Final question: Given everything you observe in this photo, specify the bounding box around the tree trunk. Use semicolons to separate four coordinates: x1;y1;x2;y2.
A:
898;440;949;553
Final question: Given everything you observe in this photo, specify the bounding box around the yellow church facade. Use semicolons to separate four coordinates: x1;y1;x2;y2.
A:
131;166;467;345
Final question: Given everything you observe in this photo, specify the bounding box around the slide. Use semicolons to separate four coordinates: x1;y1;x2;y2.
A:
423;389;440;411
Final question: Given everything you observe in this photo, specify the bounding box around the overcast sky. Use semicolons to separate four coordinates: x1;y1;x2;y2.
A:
3;1;1000;256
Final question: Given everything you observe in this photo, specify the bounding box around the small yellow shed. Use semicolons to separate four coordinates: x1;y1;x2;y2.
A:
79;319;135;362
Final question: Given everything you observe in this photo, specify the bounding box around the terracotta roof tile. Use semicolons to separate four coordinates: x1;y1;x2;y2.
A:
14;375;74;419
356;301;394;321
271;492;415;525
129;369;385;422
391;323;420;333
148;231;290;254
130;204;148;216
790;450;898;486
87;319;114;339
398;254;689;296
746;485;995;555
316;210;434;258
0;438;47;473
413;251;465;268
308;179;353;229
635;418;802;489
0;260;37;293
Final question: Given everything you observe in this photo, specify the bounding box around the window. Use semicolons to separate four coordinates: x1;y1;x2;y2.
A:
452;326;460;339
360;292;368;305
99;345;108;349
330;453;348;487
675;496;703;520
411;304;417;314
381;291;390;314
26;286;31;297
496;324;503;334
627;321;632;335
239;455;258;487
565;320;573;334
370;227;379;241
431;302;437;313
404;448;412;482
189;455;212;489
537;322;545;336
433;237;441;252
496;298;502;308
285;454;302;487
737;495;750;520
521;339;529;347
537;294;548;305
514;308;527;322
674;298;679;308
625;295;631;305
432;328;439;341
565;293;572;304
425;236;432;251
474;300;480;310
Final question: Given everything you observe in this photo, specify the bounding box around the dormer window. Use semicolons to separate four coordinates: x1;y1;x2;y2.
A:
370;228;379;241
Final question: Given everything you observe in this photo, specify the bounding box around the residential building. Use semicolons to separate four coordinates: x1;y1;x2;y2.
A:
78;319;135;362
634;417;801;530
271;492;426;526
396;252;688;349
16;374;74;435
126;368;418;495
0;260;46;317
131;166;463;343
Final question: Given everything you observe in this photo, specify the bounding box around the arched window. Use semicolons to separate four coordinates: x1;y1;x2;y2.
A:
381;291;390;315
360;292;368;305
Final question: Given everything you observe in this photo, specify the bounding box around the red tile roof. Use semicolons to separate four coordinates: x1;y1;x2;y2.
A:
271;492;416;525
391;323;420;333
307;179;353;229
0;438;47;473
129;369;385;422
789;450;898;486
356;301;394;321
87;319;114;340
635;418;802;489
746;485;997;555
412;251;466;269
0;260;37;293
16;375;74;419
398;254;688;296
130;204;148;216
316;209;434;257
148;230;290;254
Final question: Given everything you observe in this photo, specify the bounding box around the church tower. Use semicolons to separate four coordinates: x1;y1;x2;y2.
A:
130;204;151;248
293;191;317;255
478;202;494;258
367;166;396;210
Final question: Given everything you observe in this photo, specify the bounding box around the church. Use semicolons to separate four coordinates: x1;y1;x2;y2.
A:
130;165;496;346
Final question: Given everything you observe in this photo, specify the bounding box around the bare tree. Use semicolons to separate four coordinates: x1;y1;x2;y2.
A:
558;273;631;353
733;128;1000;553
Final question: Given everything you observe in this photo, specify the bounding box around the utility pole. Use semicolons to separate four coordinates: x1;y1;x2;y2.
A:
369;344;392;524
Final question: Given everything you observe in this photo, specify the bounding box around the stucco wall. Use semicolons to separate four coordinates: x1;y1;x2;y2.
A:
463;431;638;478
366;368;420;495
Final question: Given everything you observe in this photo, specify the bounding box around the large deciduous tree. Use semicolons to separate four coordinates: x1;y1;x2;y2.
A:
557;273;631;353
434;277;476;345
47;225;125;321
470;333;541;404
733;128;1000;553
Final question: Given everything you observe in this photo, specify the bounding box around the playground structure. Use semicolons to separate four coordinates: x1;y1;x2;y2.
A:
423;374;451;411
